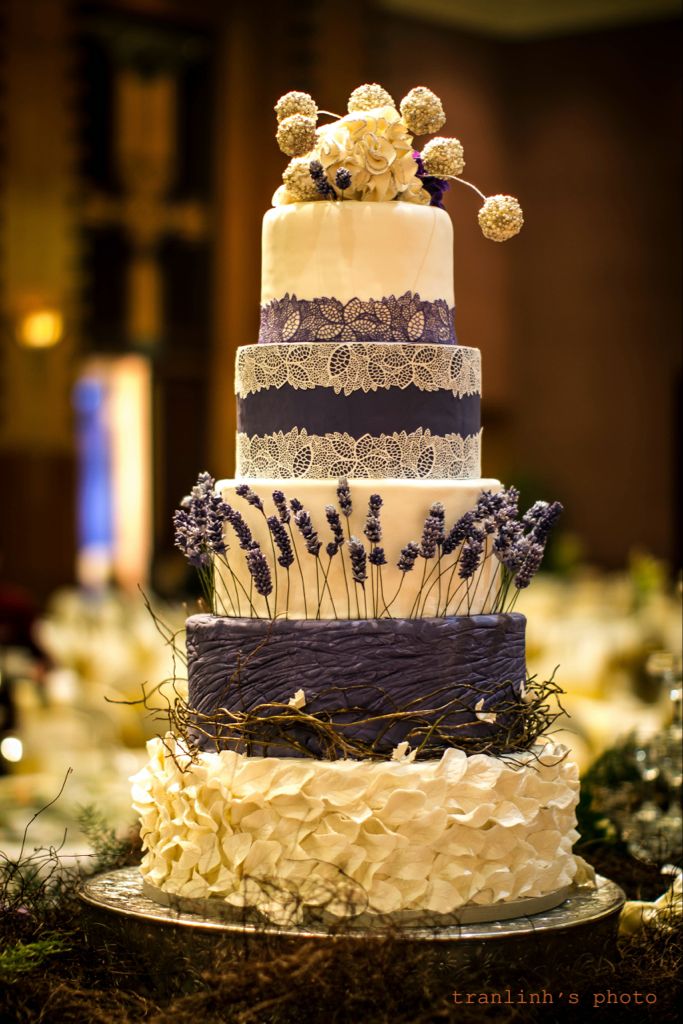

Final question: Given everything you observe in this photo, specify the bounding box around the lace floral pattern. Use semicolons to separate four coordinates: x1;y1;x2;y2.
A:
236;343;480;398
236;427;481;480
258;292;456;345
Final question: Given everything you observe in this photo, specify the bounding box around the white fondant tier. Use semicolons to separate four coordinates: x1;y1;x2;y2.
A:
132;736;583;925
215;477;501;619
261;202;455;307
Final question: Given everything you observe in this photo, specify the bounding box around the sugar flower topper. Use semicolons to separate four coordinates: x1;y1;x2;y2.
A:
272;83;523;241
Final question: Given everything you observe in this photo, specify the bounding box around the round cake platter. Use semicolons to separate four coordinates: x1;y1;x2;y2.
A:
79;867;625;978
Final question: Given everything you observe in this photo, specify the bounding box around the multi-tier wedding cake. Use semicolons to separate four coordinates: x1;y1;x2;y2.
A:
132;84;591;926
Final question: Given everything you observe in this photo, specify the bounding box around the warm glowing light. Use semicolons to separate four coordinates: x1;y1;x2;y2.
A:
18;309;64;349
0;736;23;763
74;356;152;589
111;356;152;588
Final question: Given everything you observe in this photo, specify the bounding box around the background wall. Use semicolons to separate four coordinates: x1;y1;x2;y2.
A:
0;0;680;602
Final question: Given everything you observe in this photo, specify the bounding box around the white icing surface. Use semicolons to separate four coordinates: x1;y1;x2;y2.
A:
261;202;455;306
132;736;581;924
215;477;501;619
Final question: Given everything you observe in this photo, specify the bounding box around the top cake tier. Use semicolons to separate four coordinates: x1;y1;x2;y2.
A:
259;202;456;346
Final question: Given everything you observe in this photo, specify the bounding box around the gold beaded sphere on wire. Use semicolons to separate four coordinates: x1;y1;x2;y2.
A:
347;83;396;112
282;156;321;201
275;91;318;123
421;136;465;177
399;86;446;135
478;195;524;242
276;114;317;157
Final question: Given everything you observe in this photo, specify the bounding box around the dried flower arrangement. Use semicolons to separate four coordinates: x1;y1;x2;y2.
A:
173;473;563;621
271;83;524;241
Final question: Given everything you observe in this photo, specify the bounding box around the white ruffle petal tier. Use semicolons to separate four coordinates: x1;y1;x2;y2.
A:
132;736;582;925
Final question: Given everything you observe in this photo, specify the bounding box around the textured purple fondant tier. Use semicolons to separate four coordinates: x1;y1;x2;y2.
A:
186;613;527;758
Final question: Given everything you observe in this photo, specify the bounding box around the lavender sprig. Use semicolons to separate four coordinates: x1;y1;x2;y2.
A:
294;508;321;556
246;545;273;601
335;167;351;192
397;541;419;573
235;483;264;513
336;478;352;519
267;515;294;568
173;472;228;568
514;540;545;590
369;546;387;567
442;511;475;556
309;160;335;199
525;500;564;544
224;504;254;551
272;490;290;524
325;505;344;555
347;537;367;585
364;515;382;545
458;535;484;580
419;513;443;560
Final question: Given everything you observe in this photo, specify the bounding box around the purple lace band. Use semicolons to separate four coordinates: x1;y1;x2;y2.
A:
259;292;457;345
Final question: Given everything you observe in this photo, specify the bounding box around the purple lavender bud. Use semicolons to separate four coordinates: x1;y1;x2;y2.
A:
224;503;254;551
419;514;443;559
173;472;229;566
235;483;264;512
369;493;383;517
514;541;545;589
347;536;367;585
529;500;564;544
309;160;324;181
397;541;420;573
503;486;520;519
326;541;339;558
493;519;525;570
290;497;304;514
207;510;227;556
364;515;382;545
325;504;344;554
369;546;387;567
336;477;352;518
309;159;335;198
458;537;484;580
335;167;352;191
246;545;273;598
442;511;475;556
267;515;294;569
272;489;290;524
294;508;321;556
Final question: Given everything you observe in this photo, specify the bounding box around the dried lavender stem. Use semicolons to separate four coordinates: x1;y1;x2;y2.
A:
287;523;308;618
214;554;241;616
383;573;405;614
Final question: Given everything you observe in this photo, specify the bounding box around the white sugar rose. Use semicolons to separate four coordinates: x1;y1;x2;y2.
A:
317;105;418;202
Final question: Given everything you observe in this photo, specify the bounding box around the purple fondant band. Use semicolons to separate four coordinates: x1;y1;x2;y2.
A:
237;384;480;439
258;293;457;345
186;613;527;758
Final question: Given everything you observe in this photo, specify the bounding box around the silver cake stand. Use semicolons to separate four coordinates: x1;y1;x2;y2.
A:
80;867;625;978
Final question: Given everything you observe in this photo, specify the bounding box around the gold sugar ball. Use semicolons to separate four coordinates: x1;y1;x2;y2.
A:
478;195;524;242
276;114;317;157
347;83;396;112
421;136;465;177
275;91;318;123
400;86;445;135
282;156;320;201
